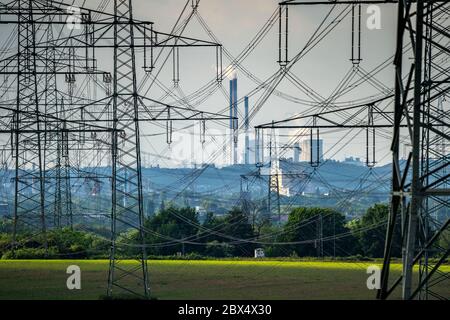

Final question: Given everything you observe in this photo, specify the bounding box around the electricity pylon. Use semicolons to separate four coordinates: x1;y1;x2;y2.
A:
0;0;228;298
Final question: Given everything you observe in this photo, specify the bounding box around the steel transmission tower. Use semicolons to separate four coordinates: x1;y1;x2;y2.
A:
265;0;449;300
41;5;73;229
13;0;47;248
378;0;450;300
106;0;228;298
268;128;282;224
3;0;115;249
0;0;228;299
107;0;150;298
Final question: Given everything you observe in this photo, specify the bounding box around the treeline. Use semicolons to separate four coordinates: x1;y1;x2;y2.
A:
0;203;417;260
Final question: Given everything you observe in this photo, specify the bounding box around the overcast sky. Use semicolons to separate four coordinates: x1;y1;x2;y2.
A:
136;0;399;166
1;0;402;167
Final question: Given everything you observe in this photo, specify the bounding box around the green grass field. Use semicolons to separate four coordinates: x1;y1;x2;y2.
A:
0;260;447;300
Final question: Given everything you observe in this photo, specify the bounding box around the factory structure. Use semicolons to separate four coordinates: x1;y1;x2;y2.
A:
300;139;324;163
228;74;324;167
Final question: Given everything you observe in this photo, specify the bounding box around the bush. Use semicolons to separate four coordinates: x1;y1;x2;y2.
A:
263;246;286;258
183;252;206;260
204;241;233;258
0;233;11;257
2;247;58;259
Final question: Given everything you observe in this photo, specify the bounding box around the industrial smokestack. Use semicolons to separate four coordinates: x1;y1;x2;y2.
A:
244;96;250;165
294;142;300;163
229;73;238;165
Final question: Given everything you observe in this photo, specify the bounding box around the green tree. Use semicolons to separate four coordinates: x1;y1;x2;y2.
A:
220;208;255;256
45;228;103;258
144;206;199;256
198;208;255;257
145;194;156;218
199;212;221;244
1;228;106;259
0;233;11;257
204;240;233;257
282;207;355;257
354;203;401;258
0;219;12;233
439;229;450;253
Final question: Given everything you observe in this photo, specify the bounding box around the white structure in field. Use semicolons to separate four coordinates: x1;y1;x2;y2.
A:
254;248;265;258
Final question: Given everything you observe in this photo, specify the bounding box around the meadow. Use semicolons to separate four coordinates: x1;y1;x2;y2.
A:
0;260;447;300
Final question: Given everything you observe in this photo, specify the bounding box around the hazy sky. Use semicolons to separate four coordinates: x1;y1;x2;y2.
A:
1;0;402;167
135;0;399;166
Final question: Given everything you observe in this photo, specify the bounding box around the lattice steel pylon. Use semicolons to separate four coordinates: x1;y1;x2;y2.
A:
273;0;449;300
41;8;73;230
12;0;47;249
105;1;227;298
53;98;73;229
3;0;107;247
107;0;150;298
43;15;60;229
378;0;450;300
268;128;282;224
1;0;229;299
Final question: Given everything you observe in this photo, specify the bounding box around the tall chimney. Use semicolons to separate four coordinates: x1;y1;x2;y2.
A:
294;142;300;163
233;76;238;165
229;73;238;165
244;96;250;165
